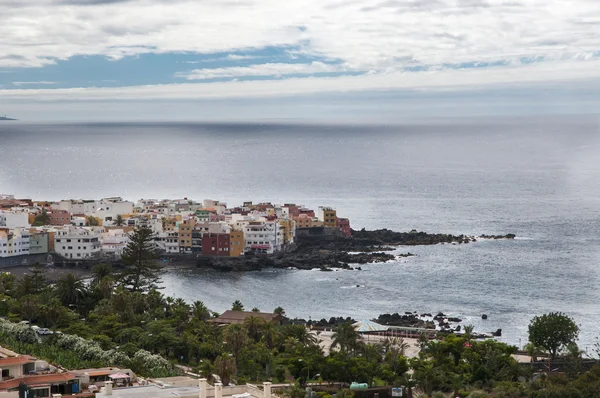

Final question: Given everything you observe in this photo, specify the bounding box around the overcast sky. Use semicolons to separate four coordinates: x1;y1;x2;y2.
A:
1;0;599;121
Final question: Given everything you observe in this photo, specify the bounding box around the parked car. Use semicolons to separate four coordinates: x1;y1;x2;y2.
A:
36;328;52;335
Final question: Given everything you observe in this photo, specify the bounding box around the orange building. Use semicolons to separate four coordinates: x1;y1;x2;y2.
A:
229;230;245;257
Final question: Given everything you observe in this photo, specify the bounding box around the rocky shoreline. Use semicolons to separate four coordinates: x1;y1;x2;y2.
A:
174;228;515;272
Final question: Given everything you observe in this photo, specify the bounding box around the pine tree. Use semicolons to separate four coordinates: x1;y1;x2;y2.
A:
120;225;163;292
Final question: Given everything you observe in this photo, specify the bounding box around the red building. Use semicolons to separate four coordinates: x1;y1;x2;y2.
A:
48;210;71;226
298;208;315;217
201;233;231;256
336;217;351;237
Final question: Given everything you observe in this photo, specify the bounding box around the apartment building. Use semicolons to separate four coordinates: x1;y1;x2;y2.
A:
54;226;101;259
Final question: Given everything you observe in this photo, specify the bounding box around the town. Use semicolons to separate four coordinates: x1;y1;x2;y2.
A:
0;194;351;266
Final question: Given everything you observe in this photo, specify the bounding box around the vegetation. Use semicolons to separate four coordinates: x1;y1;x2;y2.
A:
1;226;598;396
33;209;50;226
528;312;580;359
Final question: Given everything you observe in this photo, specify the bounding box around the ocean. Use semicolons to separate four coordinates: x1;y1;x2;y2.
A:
1;115;599;351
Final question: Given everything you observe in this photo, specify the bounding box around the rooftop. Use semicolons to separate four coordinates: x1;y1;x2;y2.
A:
95;385;201;398
212;310;281;325
0;372;75;391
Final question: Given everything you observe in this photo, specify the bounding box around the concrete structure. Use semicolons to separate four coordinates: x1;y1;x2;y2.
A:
48;210;71;226
244;221;283;254
0;356;78;396
178;218;196;253
201;233;230;256
28;232;50;255
89;198;134;226
101;229;130;258
0;228;30;258
336;217;351;237
229;230;244;257
0;211;30;229
54;226;101;259
317;207;337;227
155;231;179;254
293;214;312;229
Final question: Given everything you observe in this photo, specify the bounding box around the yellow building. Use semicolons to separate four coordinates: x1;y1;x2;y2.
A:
229;230;245;257
293;214;313;229
178;218;196;252
319;207;337;227
278;218;295;244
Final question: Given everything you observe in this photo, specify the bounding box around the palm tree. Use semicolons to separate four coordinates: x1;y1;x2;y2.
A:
282;324;318;347
231;300;244;311
463;325;474;342
244;315;265;342
20;296;40;325
224;324;248;364
251;307;260;312
400;374;417;398
115;214;125;227
261;322;281;349
16;275;35;297
199;359;216;383
215;355;236;386
91;263;113;286
192;300;211;321
55;273;86;306
331;322;360;355
274;306;285;316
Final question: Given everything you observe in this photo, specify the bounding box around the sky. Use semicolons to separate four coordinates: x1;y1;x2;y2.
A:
1;0;600;121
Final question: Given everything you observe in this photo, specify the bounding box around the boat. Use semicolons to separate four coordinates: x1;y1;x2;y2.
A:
0;115;17;121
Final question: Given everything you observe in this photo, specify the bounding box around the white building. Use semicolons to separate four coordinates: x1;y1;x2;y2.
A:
101;229;130;258
0;210;31;229
243;220;283;254
0;228;30;258
91;198;134;226
54;226;101;260
155;231;179;254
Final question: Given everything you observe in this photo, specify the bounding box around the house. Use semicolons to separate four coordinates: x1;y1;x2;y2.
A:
243;220;283;254
317;207;337;227
0;356;79;396
47;210;71;226
201;233;230;257
72;367;135;388
211;310;283;326
0;228;30;258
54;226;101;260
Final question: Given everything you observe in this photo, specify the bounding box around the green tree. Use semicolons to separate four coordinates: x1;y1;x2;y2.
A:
331;322;361;355
215;354;236;386
231;300;244;311
86;216;100;226
115;214;125;227
20;295;40;325
224;324;248;364
120;225;162;292
463;325;474;342
33;208;50;226
192;300;211;321
91;263;114;287
274;306;285;316
251;307;260;312
528;312;579;359
55;273;86;306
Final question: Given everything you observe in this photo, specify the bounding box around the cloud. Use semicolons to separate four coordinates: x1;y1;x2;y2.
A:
1;0;599;75
11;81;57;86
176;61;346;80
3;58;600;102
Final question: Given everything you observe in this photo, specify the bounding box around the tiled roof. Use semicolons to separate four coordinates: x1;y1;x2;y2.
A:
0;372;75;391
